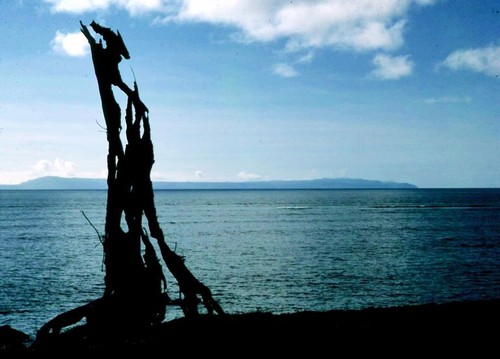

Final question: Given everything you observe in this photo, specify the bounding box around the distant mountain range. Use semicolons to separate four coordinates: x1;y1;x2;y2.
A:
0;176;417;190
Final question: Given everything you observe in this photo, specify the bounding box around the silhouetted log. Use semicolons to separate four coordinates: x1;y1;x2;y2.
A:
118;80;224;317
36;303;92;338
36;22;223;342
151;230;224;317
80;21;169;326
80;20;223;322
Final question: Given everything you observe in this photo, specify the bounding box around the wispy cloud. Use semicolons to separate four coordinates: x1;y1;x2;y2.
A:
421;96;472;104
44;0;111;13
43;0;171;16
273;63;298;78
120;0;172;16
441;45;500;78
51;30;89;57
297;51;314;64
237;171;262;181
370;53;413;80
415;0;439;5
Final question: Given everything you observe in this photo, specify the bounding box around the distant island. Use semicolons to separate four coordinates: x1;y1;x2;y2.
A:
0;176;417;190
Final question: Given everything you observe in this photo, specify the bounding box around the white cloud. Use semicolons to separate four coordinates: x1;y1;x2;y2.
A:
175;0;433;52
51;30;89;57
45;1;438;55
422;96;472;104
44;0;112;13
441;45;500;78
44;0;170;15
273;63;298;78
119;0;172;16
237;171;262;181
371;53;413;80
34;158;77;177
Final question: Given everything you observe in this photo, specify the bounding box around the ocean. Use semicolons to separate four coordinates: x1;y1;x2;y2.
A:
1;189;500;338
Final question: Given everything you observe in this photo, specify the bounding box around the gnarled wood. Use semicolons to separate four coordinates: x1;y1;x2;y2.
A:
34;21;223;343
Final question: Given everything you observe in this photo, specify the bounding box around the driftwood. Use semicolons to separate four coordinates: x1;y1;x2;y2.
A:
35;21;223;342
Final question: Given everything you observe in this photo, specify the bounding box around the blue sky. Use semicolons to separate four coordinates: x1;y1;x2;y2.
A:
0;0;498;187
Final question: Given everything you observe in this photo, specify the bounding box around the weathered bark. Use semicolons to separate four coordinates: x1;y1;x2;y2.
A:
34;21;223;341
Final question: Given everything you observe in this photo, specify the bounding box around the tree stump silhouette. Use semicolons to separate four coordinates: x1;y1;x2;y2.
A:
35;21;223;341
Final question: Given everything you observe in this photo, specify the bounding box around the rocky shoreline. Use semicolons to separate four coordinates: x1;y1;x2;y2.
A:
2;298;498;356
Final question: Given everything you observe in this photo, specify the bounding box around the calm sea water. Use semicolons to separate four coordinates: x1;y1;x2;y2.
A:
1;189;500;338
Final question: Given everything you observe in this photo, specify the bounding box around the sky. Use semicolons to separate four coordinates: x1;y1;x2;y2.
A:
0;0;499;188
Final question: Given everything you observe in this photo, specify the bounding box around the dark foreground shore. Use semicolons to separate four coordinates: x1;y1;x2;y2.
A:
2;298;499;356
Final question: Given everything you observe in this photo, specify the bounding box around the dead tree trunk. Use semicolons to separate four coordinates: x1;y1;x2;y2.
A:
35;21;223;341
